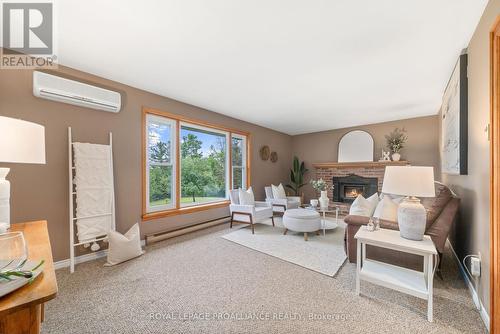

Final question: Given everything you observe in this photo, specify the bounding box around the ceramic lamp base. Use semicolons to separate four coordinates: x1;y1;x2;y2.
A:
397;196;426;241
0;168;10;230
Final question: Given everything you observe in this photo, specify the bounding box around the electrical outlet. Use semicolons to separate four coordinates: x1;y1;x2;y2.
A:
471;256;481;277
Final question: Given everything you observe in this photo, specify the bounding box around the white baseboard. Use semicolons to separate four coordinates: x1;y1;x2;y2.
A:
447;240;490;331
54;239;146;270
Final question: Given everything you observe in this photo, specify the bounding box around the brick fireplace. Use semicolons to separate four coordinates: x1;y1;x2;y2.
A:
312;161;409;215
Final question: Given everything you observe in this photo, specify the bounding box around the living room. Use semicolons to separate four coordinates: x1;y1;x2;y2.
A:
1;1;500;333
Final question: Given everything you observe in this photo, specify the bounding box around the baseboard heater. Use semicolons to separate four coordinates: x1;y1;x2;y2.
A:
145;216;230;245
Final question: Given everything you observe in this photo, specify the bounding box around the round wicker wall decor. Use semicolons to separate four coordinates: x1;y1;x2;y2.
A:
260;145;270;160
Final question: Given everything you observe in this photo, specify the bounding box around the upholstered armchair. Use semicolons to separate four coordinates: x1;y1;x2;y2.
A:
229;190;274;234
264;186;300;214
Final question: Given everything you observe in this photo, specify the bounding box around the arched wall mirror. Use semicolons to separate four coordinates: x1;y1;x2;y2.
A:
338;130;374;162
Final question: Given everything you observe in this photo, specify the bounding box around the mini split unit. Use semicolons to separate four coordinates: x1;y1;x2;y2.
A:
33;71;121;113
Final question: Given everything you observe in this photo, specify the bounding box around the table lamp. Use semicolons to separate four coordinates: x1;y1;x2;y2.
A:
381;166;435;240
0;116;46;231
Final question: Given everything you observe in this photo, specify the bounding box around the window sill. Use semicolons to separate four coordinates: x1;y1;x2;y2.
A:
142;200;231;221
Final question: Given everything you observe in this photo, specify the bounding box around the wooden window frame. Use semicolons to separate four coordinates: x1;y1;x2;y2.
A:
491;16;500;334
142;107;251;221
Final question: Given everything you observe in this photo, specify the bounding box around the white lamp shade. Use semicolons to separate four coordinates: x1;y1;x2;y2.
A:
382;166;435;197
0;116;46;164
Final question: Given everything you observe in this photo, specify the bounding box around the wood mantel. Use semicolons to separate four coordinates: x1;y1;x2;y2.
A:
312;161;409;169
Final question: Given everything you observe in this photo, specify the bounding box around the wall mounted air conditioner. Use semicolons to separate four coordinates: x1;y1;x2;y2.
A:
33;71;121;113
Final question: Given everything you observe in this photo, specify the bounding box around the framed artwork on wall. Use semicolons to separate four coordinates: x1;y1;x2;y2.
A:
441;53;468;175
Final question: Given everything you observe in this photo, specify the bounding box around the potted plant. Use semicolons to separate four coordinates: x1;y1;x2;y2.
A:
385;128;408;161
286;156;308;203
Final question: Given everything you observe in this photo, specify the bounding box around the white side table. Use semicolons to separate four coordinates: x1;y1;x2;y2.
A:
354;227;437;322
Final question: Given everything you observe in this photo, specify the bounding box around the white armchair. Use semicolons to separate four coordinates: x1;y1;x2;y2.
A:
264;186;300;214
229;190;274;234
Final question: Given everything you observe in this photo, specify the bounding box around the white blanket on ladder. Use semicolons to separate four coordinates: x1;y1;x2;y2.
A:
73;142;113;243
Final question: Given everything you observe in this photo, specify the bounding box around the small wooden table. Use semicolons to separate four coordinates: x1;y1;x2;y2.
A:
355;227;437;322
0;221;58;334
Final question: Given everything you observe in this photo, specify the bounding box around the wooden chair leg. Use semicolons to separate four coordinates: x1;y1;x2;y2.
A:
304;232;308;241
250;216;254;234
230;212;234;228
271;216;275;227
283;228;288;235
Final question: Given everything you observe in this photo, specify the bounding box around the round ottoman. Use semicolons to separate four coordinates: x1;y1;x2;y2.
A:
283;208;321;241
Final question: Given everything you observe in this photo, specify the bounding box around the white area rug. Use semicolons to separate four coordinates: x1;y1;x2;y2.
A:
221;217;347;276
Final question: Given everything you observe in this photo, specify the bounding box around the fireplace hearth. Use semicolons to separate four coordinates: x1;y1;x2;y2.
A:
332;174;378;203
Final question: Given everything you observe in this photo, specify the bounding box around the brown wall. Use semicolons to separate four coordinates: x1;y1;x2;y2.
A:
440;0;500;315
291;115;440;201
0;66;292;261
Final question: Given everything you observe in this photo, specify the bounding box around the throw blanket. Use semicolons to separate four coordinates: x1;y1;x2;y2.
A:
73;143;113;243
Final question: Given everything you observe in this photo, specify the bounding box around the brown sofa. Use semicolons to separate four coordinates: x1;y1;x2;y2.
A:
344;183;460;272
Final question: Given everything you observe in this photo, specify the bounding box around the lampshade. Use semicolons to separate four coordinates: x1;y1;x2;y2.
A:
0;116;46;164
382;166;435;197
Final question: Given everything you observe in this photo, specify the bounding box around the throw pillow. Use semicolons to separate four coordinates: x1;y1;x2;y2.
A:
105;223;144;266
373;196;399;222
239;187;255;205
271;183;287;199
349;193;379;217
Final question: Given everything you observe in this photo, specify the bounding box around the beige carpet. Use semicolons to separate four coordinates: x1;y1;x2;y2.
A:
42;223;487;334
222;218;346;276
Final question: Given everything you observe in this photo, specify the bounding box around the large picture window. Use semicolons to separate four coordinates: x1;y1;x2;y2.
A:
180;124;229;207
143;108;250;219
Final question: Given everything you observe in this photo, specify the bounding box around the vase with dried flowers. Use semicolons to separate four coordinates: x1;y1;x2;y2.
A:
310;178;334;209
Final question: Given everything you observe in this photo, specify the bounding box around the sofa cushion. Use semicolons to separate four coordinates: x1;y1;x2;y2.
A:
421;182;453;227
349;193;378;217
426;197;460;253
254;206;273;220
373;196;398;222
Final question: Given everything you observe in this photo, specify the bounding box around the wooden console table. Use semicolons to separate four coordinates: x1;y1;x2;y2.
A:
0;221;58;334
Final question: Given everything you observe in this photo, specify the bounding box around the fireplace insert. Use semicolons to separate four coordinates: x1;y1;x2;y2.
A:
332;174;378;203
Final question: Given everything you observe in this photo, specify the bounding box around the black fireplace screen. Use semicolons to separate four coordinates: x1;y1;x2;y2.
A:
332;174;378;203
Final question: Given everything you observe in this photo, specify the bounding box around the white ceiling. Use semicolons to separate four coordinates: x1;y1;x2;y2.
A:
56;0;487;135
